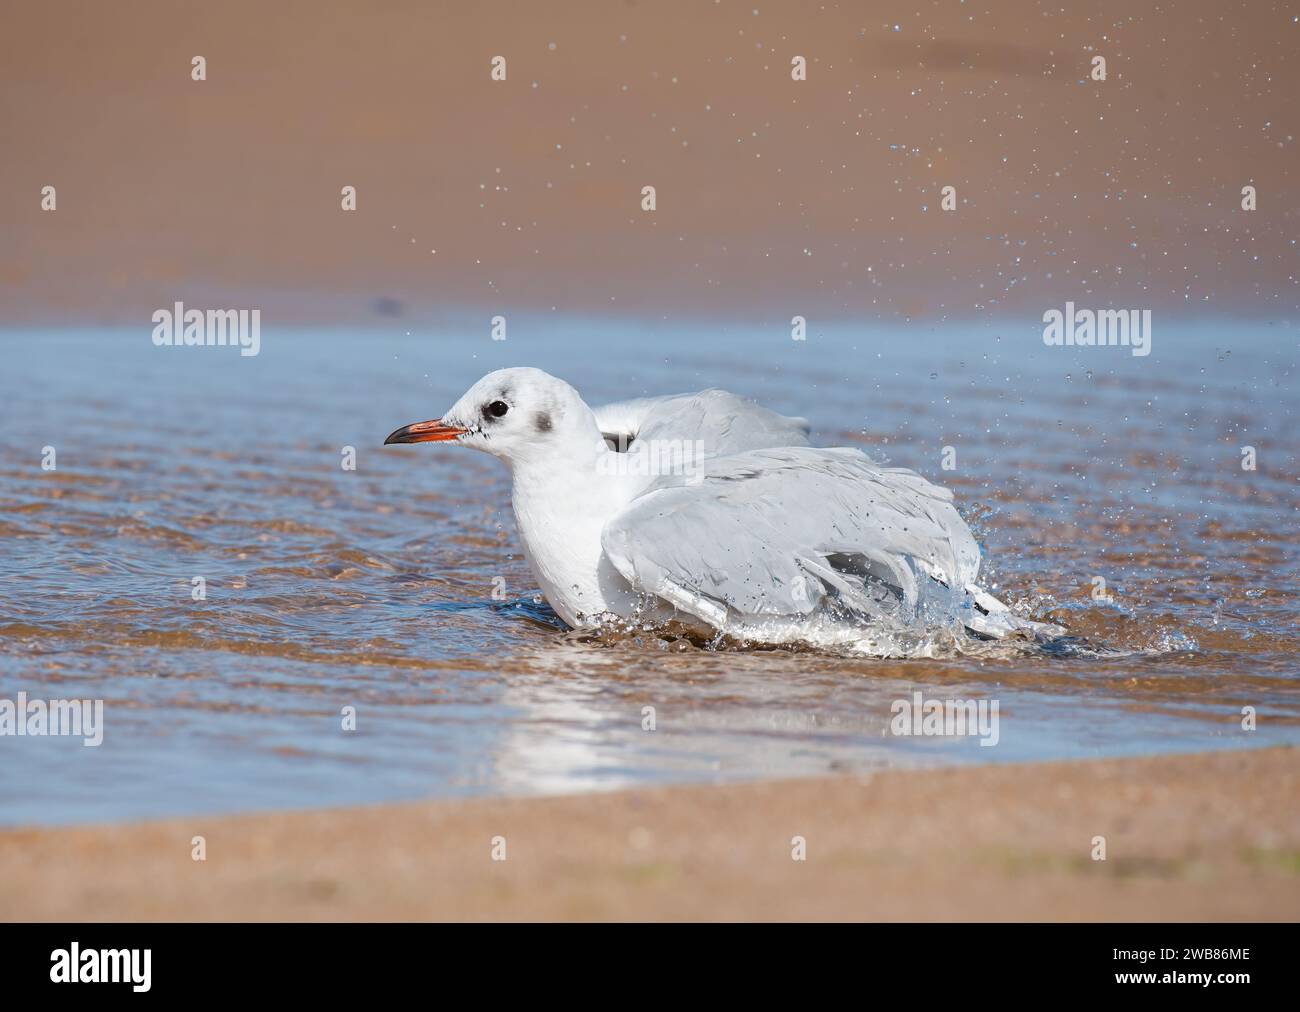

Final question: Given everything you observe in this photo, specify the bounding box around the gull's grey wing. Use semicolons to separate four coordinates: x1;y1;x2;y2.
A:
593;389;810;456
600;447;981;630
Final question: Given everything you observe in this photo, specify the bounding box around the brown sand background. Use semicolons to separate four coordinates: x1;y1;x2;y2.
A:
2;0;1296;324
4;748;1297;921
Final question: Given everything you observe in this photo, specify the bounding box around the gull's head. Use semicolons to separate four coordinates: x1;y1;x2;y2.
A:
384;367;598;468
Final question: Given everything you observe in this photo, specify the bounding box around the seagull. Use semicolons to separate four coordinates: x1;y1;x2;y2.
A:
385;367;1055;653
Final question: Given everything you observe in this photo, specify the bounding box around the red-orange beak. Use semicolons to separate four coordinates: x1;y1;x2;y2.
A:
383;418;468;445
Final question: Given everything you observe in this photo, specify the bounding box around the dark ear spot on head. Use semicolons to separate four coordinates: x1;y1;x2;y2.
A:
534;411;552;433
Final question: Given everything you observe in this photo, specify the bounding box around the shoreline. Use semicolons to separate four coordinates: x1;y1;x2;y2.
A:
3;746;1297;921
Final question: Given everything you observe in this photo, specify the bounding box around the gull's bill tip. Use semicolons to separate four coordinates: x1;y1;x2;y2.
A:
384;419;467;445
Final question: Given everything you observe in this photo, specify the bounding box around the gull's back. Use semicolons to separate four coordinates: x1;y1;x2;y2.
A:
593;389;811;456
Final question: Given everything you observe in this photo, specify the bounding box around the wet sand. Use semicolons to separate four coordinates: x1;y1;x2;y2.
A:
3;746;1297;921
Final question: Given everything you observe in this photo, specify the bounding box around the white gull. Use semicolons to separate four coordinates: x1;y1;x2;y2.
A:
385;367;1055;654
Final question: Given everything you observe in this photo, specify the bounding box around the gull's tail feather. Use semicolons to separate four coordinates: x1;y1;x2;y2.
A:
963;585;1064;640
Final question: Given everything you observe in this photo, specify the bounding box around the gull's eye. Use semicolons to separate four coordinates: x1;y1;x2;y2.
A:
485;400;509;419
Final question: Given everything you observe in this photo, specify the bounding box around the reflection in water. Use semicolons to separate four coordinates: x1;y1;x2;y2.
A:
0;324;1297;825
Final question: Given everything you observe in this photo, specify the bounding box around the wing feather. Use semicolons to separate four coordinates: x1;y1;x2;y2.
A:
600;447;980;629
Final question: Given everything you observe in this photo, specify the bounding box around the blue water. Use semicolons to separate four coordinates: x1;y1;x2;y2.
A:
1;318;1297;825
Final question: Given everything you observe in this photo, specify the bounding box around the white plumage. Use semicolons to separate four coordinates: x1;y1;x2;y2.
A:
385;367;1056;653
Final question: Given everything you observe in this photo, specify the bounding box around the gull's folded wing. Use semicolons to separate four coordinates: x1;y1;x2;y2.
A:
600;447;980;627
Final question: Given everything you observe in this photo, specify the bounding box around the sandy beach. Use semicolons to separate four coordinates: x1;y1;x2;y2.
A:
4;746;1296;921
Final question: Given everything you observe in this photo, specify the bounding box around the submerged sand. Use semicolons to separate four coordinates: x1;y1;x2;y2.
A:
3;747;1297;921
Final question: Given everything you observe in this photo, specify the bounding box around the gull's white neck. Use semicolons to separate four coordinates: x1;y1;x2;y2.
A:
508;443;645;627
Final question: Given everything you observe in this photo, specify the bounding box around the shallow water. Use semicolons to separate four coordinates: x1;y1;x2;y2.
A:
1;321;1297;825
